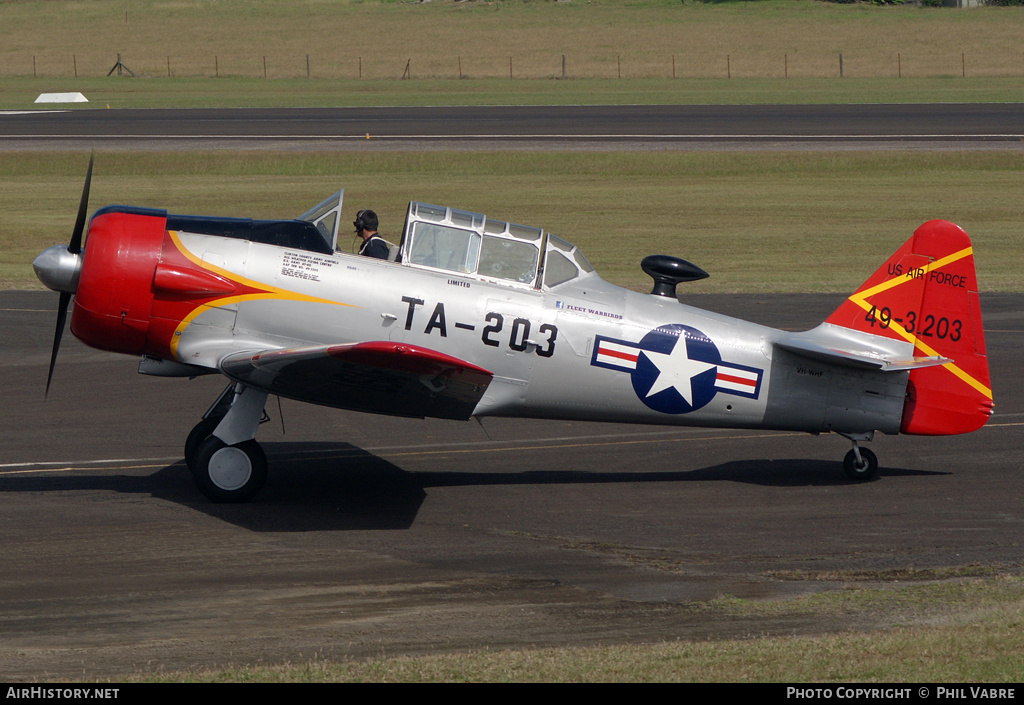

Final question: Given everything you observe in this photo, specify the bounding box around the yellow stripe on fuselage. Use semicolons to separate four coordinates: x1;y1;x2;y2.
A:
167;230;355;358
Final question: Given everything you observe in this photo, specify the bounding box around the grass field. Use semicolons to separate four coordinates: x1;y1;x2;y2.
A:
143;576;1024;681
1;0;1023;108
4;150;1021;292
5;0;1024;80
5;74;1024;109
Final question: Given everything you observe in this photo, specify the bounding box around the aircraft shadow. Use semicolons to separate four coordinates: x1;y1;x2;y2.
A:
0;441;944;532
414;458;943;490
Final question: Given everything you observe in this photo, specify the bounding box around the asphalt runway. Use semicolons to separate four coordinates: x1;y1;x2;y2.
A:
1;289;1021;679
3;104;1024;151
2;103;1021;678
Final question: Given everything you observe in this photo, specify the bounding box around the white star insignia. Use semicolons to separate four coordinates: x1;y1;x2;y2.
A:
641;337;716;405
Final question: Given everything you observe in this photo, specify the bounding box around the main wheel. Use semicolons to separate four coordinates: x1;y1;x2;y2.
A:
184;416;224;471
843;447;879;482
192;435;267;502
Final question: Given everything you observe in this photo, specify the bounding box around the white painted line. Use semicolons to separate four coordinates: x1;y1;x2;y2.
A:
1;133;1022;140
2;414;1017;475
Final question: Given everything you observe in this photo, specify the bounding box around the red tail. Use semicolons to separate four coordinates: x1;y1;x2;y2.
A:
825;220;992;435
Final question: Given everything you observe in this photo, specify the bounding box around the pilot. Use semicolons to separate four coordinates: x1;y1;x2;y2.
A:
355;209;389;259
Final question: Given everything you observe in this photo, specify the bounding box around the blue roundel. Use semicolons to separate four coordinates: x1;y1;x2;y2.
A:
630;324;722;414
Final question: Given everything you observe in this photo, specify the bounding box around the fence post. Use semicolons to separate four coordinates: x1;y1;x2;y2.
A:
307;54;310;79
839;53;843;78
562;54;566;79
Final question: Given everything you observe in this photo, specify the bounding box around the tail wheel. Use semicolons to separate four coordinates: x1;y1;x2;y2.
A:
843;447;879;482
192;435;267;503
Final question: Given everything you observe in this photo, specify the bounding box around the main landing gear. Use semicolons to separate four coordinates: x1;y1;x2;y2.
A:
840;432;879;482
184;383;270;502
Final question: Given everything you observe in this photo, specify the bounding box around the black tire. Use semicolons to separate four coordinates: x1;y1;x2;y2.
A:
192;435;267;503
843;447;879;482
184;416;223;472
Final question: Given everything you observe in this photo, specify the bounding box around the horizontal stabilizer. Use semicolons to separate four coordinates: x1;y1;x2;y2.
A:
220;341;493;420
775;335;949;372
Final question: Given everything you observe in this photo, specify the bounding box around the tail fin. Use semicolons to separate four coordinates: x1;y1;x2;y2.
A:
825;220;992;435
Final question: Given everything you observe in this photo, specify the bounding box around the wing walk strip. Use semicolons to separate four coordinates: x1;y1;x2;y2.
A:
3;423;1021;476
847;245;992;399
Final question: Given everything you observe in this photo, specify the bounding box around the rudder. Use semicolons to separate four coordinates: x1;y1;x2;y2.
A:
824;220;992;435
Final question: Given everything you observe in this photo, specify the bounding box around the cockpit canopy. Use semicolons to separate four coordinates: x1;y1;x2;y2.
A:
400;201;594;290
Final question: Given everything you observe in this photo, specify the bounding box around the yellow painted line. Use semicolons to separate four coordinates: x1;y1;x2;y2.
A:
0;462;176;476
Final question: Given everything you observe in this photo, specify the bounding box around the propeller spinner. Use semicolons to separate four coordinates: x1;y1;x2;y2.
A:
32;154;93;396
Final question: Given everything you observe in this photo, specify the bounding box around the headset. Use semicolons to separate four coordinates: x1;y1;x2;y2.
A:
353;209;378;233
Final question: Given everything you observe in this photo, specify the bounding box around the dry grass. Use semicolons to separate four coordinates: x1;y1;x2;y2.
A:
3;150;1021;292
135;576;1024;681
2;0;1023;81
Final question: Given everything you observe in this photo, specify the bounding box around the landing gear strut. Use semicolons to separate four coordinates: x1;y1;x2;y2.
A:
185;383;270;502
840;432;879;482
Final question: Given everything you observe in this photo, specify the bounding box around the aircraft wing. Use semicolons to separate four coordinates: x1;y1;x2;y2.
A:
218;342;493;420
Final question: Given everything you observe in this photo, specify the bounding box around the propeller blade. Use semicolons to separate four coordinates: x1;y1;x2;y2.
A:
45;155;93;398
68;153;93;254
45;291;72;398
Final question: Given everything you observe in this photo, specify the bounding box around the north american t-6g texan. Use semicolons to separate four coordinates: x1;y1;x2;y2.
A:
33;158;993;502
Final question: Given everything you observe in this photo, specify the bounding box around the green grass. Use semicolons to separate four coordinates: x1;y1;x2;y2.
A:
4;150;1021;292
134;576;1024;682
4;75;1023;109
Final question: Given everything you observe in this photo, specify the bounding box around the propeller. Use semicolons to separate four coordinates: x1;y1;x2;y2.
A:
34;154;93;397
69;153;93;256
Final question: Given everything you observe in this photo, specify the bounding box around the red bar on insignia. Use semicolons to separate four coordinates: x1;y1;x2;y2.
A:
716;368;758;392
595;340;639;370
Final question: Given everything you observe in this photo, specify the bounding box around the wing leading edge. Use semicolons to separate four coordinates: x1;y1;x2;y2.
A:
219;342;493;420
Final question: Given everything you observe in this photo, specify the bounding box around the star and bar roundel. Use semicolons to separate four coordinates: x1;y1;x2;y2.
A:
591;324;763;414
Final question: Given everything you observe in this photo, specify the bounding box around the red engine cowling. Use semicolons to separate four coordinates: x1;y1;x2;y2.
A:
70;207;168;357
